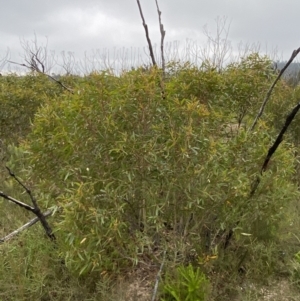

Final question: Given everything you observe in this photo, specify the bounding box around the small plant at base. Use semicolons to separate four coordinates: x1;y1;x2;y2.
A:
290;251;300;288
161;264;210;301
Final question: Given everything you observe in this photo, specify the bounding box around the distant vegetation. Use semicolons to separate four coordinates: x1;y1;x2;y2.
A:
1;2;300;301
277;61;300;86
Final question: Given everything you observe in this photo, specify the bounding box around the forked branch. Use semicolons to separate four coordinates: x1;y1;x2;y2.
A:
1;167;56;241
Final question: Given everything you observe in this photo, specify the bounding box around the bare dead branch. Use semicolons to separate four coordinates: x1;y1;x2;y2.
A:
250;101;300;196
136;0;157;67
200;17;232;71
0;210;53;243
251;47;300;131
17;35;73;92
0;191;34;211
59;51;76;75
155;0;166;74
5;167;56;241
261;101;300;173
20;35;56;74
154;0;167;99
34;48;46;73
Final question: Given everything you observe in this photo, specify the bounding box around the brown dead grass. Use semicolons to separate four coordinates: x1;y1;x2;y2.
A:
260;279;298;301
110;261;160;301
114;272;299;301
234;279;299;301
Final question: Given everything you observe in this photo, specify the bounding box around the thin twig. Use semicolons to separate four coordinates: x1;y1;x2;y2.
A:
136;0;157;67
151;250;166;301
251;47;300;131
6;166;39;208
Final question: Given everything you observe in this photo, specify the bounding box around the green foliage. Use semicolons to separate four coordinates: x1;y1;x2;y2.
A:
221;54;276;122
162;264;210;301
0;74;66;144
290;250;300;289
0;229;60;300
1;53;300;301
165;61;223;106
0;228;120;301
15;55;299;281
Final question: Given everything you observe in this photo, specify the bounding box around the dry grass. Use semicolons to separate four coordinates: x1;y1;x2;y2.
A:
105;272;300;301
232;279;299;301
108;262;160;301
260;280;298;301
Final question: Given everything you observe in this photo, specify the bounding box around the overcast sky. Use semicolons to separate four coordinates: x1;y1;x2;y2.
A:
0;0;299;73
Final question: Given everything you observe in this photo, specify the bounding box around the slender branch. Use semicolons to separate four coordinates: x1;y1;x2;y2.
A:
0;191;34;211
33;48;45;73
59;51;76;75
0;210;53;243
6;167;39;208
154;0;167;100
151;250;166;301
155;0;166;74
251;47;300;131
136;0;157;67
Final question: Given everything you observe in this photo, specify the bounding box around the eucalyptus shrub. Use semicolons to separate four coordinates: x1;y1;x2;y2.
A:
19;57;299;276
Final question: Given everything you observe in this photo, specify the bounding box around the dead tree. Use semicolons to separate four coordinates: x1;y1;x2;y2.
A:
8;35;73;93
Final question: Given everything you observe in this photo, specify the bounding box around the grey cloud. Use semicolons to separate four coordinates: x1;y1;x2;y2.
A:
1;0;299;70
